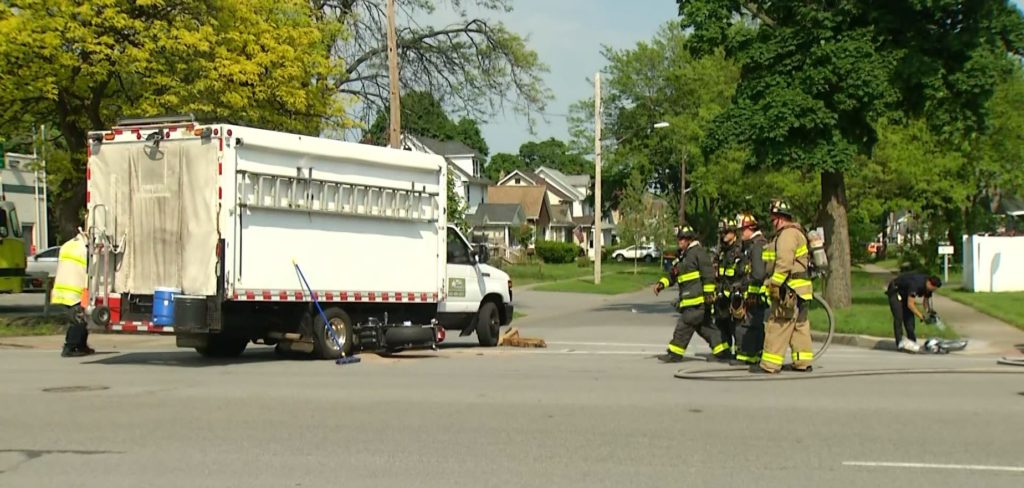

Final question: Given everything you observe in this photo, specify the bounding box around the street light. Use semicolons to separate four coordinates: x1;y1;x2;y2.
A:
592;109;670;285
651;121;687;226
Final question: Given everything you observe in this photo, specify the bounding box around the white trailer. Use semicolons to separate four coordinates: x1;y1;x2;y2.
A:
84;116;514;358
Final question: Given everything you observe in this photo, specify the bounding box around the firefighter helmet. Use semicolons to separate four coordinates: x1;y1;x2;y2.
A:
737;212;758;229
768;199;793;218
718;218;737;234
676;225;697;240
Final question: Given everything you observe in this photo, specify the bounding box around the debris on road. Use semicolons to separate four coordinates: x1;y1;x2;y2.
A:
499;327;546;348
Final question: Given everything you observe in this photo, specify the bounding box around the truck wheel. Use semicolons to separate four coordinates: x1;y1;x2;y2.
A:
644;254;653;263
196;335;248;358
309;307;354;359
383;326;436;351
476;302;500;347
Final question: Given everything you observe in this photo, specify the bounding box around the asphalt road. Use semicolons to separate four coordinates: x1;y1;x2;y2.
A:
2;288;1024;487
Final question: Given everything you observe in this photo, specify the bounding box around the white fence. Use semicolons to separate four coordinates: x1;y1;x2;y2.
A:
962;235;1024;292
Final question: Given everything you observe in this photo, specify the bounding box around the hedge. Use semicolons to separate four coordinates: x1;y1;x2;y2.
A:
536;241;582;264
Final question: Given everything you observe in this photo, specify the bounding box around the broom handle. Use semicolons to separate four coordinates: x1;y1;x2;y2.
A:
293;260;346;357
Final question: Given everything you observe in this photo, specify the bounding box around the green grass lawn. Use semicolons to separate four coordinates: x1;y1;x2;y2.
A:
809;270;959;339
504;262;592;286
0;316;65;337
939;287;1024;331
504;261;665;287
536;265;663;292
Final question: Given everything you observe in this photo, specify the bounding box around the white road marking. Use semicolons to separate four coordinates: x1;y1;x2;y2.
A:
843;461;1024;473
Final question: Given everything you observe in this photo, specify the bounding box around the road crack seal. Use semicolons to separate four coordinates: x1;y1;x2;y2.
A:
0;449;122;474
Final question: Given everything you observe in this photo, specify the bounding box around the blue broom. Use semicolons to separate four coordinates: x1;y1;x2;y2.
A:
293;259;361;365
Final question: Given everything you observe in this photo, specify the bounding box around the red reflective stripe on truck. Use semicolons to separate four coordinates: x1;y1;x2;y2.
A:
228;290;438;303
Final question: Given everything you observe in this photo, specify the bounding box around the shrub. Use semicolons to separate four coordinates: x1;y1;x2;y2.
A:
576;256;591;268
536;241;581;264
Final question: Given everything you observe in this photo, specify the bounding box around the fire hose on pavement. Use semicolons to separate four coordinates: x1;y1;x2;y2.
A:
674;293;1024;381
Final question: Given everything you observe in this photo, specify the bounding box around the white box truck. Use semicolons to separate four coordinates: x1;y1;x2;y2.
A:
83;116;513;358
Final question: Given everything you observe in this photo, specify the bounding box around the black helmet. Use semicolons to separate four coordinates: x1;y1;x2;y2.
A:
718;218;738;234
768;199;793;218
676;225;697;240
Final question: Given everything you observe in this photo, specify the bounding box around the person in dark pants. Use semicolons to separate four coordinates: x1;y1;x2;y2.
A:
886;272;941;353
52;230;94;357
653;226;728;363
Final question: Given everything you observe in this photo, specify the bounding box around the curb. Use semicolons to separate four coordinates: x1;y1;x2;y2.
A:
811;330;897;351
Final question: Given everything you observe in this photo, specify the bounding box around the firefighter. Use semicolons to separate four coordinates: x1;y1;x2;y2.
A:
754;200;813;374
653;226;729;363
52;228;93;357
715;218;744;358
733;212;768;365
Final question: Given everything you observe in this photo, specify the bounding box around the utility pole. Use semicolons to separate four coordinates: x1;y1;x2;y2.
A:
386;0;401;148
593;72;602;285
679;153;687;226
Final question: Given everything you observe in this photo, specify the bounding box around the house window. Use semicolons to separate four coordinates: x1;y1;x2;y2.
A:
514;177;521;184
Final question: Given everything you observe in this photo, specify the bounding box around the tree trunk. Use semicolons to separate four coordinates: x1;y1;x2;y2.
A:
55;105;88;243
819;171;852;309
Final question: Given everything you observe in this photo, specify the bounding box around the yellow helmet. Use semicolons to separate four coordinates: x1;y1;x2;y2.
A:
737;212;758;229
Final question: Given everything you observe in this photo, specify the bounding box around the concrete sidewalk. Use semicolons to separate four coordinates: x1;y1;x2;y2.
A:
861;263;1024;356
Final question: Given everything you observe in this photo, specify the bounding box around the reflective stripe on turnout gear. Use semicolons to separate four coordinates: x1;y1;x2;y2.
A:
678;295;705;308
677;271;700;283
711;343;730;355
659;277;670;287
761;352;785;365
795;245;808;258
702;284;716;293
668;344;686;356
762;250;776;261
792;351;814;361
771;272;786;285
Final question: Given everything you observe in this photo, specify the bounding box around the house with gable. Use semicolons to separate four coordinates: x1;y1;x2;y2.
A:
401;134;491;213
496;166;591;218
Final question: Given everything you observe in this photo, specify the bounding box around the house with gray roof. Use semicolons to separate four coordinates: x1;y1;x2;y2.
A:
402;133;491;213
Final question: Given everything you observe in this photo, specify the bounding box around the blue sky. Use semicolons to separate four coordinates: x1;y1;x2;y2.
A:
442;0;680;155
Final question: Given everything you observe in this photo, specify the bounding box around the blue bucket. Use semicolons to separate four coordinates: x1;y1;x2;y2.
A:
152;287;181;326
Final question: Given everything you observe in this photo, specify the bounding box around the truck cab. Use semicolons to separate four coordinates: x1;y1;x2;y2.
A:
438;226;514;346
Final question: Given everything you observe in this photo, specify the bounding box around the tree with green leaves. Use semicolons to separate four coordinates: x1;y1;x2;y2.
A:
568;23;742;232
485;152;526;181
517;138;591;176
447;170;468;232
0;0;347;239
482;138;589;182
314;0;551;130
365;91;489;156
677;0;1024;308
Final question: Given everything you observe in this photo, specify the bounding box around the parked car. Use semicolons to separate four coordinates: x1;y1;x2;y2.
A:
611;244;661;263
24;246;59;293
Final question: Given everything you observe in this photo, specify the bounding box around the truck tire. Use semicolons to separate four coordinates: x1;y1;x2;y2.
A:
476;302;500;347
383;326;436;351
309;307;354;359
195;335;248;358
615;254;625;262
644;254;653;263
